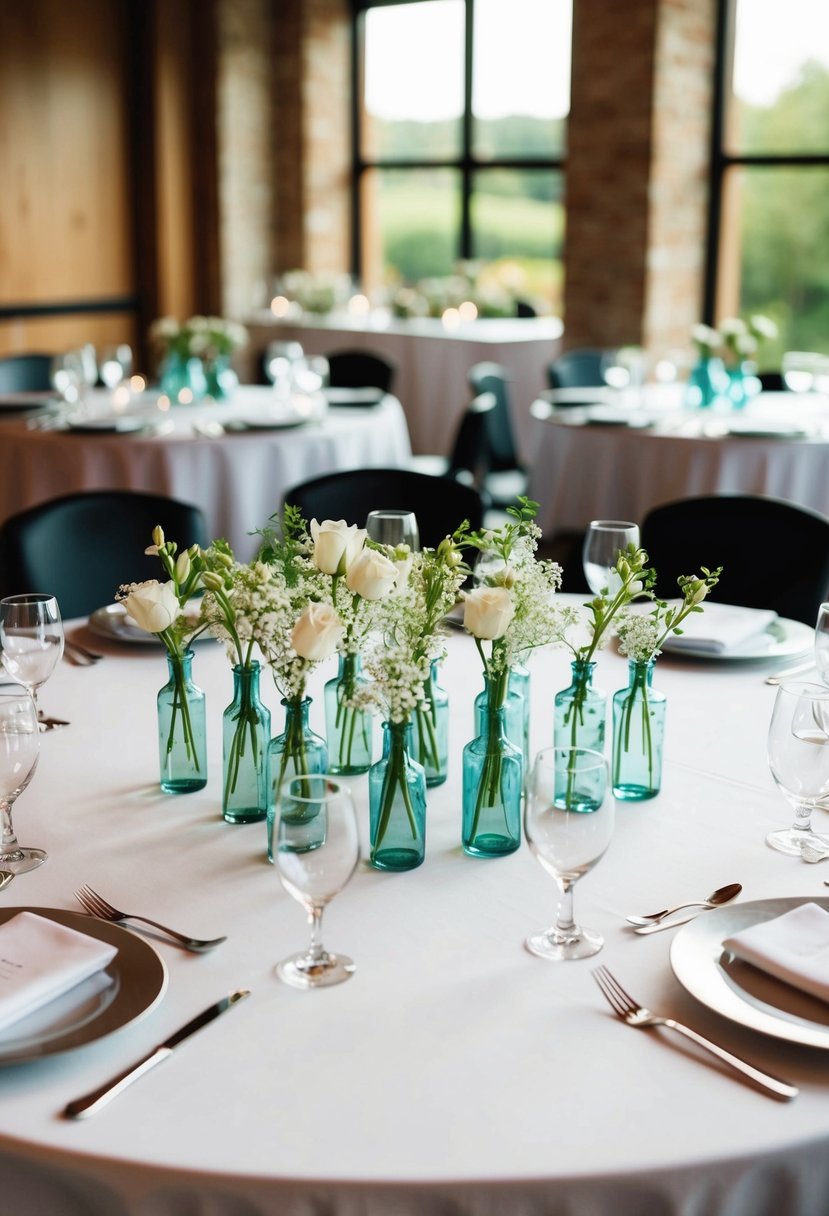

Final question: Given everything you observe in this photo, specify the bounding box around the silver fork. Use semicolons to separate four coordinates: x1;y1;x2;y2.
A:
75;885;227;953
592;965;798;1101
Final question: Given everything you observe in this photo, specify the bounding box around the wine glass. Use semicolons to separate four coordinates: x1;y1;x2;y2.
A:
524;747;614;961
601;346;645;407
0;684;43;873
99;344;134;390
781;351;820;394
766;681;829;856
815;603;829;687
365;510;420;552
265;341;304;398
273;774;360;988
582;520;640;594
0;595;64;731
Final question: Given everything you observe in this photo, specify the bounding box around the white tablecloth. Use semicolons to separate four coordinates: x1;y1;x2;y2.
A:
528;390;829;537
0;388;412;560
4;603;829;1214
245;314;563;462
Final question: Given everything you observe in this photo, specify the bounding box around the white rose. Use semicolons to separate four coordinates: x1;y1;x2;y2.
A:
122;580;180;633
391;553;414;596
309;519;366;575
463;586;515;640
346;549;399;601
291;602;344;661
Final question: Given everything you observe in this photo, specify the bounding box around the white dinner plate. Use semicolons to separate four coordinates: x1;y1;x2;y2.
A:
671;897;829;1049
725;418;812;439
88;602;208;645
65;415;148;434
0;392;59;411
0;907;167;1065
661;616;813;662
323;386;384;408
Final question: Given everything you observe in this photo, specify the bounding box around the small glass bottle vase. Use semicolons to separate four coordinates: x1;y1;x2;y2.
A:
267;697;328;862
685;356;725;409
203;355;238;401
462;683;523;858
157;649;207;794
324;653;372;775
611;659;666;801
412;661;449;787
368;720;427;871
554;660;607;756
223;662;271;824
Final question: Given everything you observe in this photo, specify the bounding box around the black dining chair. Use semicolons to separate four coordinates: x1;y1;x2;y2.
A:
547;348;605;390
409;392;496;490
0;491;209;618
466;362;527;507
283;468;485;550
640;494;829;625
325;349;397;394
0;353;54;393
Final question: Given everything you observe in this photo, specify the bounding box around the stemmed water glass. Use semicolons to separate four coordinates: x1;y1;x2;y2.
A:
0;595;65;731
273;774;360;988
766;681;829;856
524;747;614;961
815;603;829;686
582;520;640;594
365;510;420;551
0;684;43;873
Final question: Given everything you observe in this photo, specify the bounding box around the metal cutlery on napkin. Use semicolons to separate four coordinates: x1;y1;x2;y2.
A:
62;990;251;1119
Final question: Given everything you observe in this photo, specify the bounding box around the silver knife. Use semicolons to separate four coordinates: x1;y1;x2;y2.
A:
765;662;816;685
62;989;250;1119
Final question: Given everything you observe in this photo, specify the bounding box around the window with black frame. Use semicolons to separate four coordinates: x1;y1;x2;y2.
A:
351;0;571;319
709;0;829;366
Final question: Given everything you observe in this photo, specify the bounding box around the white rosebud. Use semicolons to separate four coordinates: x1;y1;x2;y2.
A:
175;551;191;581
309;518;366;575
346;548;400;601
152;525;165;548
122;580;180;633
291;602;344;661
391;553;414;596
463;586;515;640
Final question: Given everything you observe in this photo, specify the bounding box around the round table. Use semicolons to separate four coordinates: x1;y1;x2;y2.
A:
0;387;412;560
527;389;829;537
3;605;829;1215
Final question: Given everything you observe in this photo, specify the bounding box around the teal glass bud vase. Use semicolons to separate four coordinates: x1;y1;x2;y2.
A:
412;661;449;787
462;677;523;858
725;363;747;410
157;649;207;794
222;662;270;824
554;659;607;760
685;356;724;409
509;661;531;772
204;355;238;401
368;719;427;871
159;352;206;402
267;696;328;862
611;659;666;801
324;653;372;774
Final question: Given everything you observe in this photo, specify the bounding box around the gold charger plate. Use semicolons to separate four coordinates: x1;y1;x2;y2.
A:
0;907;167;1064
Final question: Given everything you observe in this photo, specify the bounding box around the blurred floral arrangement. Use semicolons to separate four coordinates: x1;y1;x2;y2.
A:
270;261;543;322
149;315;249;362
691;314;778;366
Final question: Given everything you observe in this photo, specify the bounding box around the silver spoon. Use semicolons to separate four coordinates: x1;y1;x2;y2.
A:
626;882;743;926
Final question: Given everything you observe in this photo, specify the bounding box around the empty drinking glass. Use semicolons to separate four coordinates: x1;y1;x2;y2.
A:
524;747;614;960
365;510;420;552
582;521;640;594
273;774;360;988
766;681;829;856
0;684;43;873
0;595;65;730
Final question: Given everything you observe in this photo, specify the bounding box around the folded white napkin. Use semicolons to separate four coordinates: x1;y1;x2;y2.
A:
661;601;778;654
723;903;829;1004
0;912;118;1033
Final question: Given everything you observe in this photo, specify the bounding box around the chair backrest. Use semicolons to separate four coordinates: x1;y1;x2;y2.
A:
547;348;605;390
0;353;54;393
640;494;829;625
283;468;484;550
326;349;397;394
446;393;497;486
758;370;786;391
466;361;520;471
0;491;209;618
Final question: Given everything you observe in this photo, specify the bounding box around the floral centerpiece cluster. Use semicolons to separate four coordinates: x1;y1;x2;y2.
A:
148;315;248;402
117;497;721;867
390;260;538;320
689;314;778;408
